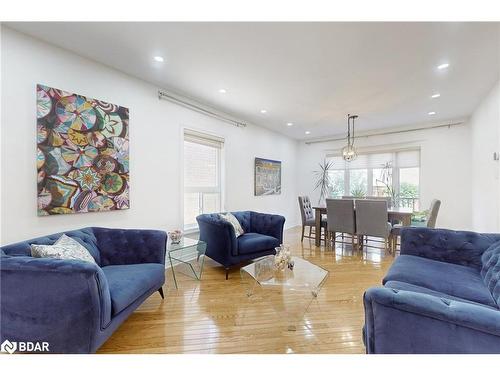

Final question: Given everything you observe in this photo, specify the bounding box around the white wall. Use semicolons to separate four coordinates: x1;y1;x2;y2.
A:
296;123;473;230
470;81;500;232
0;27;300;244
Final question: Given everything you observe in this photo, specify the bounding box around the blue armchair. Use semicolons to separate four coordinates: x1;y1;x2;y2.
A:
363;227;500;353
197;211;285;279
0;227;167;353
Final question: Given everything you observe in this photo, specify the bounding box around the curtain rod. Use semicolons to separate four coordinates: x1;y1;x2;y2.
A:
158;89;247;128
304;121;465;145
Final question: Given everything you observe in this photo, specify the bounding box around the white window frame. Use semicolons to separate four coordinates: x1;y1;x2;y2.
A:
182;128;225;232
327;149;420;205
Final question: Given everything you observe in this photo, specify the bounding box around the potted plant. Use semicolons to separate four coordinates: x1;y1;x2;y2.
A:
313;159;334;205
375;161;398;208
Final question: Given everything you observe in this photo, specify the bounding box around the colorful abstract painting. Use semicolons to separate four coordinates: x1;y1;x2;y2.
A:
36;84;129;216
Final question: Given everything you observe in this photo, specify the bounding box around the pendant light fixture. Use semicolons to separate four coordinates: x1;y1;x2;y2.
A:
342;114;358;162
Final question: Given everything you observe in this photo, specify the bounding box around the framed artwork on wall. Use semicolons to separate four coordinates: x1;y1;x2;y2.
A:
36;84;129;216
254;157;281;196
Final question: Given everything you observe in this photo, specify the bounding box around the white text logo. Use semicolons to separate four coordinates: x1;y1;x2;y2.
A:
1;339;49;354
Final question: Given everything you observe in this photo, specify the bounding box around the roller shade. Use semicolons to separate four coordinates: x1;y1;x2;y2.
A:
396;150;420;168
184;129;224;149
327;149;419;169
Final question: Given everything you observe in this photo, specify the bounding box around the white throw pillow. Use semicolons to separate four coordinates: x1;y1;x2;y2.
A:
30;234;97;264
219;212;245;238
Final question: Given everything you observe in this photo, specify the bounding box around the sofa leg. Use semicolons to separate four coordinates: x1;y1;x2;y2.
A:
158;287;164;299
225;268;229;280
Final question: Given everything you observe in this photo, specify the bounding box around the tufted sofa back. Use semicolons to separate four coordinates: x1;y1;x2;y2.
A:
231;211;252;233
401;228;500;270
0;228;101;264
481;241;500;307
92;227;166;266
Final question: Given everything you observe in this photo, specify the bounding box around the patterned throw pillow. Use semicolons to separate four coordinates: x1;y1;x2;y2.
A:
219;212;245;238
31;234;97;264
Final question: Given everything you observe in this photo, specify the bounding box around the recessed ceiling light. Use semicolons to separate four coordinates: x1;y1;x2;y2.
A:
431;93;441;98
218;89;227;94
437;63;449;70
260;109;267;114
153;56;164;63
287;122;293;127
428;111;436;115
305;131;311;135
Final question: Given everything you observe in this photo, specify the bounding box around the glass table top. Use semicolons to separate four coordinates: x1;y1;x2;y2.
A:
240;255;329;292
167;237;204;252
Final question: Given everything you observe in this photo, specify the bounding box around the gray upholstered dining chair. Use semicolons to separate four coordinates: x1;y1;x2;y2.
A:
298;196;327;242
426;199;441;228
325;198;356;249
365;196;391;204
390;199;441;252
355;199;392;252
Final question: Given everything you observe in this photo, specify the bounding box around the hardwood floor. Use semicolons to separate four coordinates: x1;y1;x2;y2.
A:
98;226;394;354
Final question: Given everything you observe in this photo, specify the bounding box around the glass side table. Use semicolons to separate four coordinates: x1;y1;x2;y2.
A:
166;237;207;289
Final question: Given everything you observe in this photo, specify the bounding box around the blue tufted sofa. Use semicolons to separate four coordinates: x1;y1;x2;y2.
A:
0;227;167;353
363;227;500;353
197;211;285;279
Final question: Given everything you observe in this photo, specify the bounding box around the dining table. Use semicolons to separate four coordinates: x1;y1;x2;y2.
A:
312;205;413;247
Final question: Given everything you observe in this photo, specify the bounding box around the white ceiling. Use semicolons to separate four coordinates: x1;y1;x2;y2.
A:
7;22;500;140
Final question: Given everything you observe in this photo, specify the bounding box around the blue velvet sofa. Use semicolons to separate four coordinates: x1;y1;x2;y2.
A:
197;211;285;279
0;227;167;353
363;227;500;354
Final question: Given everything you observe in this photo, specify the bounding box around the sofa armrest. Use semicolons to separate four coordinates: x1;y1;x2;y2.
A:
197;214;238;266
92;228;167;266
250;212;285;243
400;227;500;269
0;256;111;353
363;287;500;353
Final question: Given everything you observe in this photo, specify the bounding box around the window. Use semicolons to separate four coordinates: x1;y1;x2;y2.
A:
183;130;224;230
327;149;420;209
349;169;368;197
399;167;420;211
372;168;387;197
329;170;345;198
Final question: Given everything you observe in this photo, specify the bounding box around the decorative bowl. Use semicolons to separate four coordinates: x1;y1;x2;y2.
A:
168;230;183;244
274;244;292;271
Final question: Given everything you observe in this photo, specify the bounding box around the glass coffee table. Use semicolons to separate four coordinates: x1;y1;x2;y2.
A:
240;255;329;331
167;238;207;289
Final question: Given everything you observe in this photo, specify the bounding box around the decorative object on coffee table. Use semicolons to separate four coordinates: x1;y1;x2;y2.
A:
274;244;292;271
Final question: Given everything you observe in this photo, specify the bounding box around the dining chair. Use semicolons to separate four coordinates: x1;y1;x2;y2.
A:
390;199;441;253
298;196;327;242
365;196;391;204
355;199;392;253
426;199;441;228
325;198;356;249
365;196;393;227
